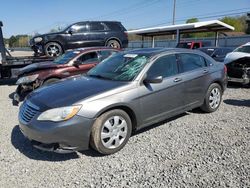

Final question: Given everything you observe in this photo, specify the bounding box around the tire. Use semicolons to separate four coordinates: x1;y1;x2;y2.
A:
90;109;132;155
43;78;60;86
44;42;63;57
200;83;222;113
106;39;121;49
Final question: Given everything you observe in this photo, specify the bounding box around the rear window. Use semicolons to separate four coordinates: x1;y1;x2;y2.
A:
106;22;126;31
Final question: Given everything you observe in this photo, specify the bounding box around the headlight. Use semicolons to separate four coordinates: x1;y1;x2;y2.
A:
37;105;82;122
16;74;39;84
34;37;43;43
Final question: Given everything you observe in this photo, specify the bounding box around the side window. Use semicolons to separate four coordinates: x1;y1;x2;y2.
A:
213;49;223;57
147;55;178;79
98;50;117;61
70;23;89;33
178;53;206;73
78;52;98;64
89;22;105;31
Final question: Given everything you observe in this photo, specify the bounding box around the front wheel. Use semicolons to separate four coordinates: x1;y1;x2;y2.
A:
200;83;222;113
90;109;132;155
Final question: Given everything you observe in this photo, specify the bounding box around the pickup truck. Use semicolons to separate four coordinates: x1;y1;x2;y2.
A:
176;41;211;49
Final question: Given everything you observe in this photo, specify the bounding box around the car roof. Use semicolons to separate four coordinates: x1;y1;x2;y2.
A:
199;47;233;50
67;47;121;53
124;48;203;57
243;42;250;46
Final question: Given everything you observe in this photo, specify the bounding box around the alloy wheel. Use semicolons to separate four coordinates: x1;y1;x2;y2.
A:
209;88;221;109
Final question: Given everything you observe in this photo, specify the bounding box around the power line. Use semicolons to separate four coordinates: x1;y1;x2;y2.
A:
133;10;250;29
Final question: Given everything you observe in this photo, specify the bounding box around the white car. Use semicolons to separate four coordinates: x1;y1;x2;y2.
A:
224;42;250;85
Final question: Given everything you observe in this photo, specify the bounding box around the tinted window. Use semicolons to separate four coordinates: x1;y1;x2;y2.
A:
78;52;98;64
106;22;124;31
179;53;206;72
147;55;178;79
98;50;117;61
89;22;105;31
193;43;200;49
71;23;89;33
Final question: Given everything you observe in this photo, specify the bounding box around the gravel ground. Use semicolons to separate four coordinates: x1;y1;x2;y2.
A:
0;83;249;188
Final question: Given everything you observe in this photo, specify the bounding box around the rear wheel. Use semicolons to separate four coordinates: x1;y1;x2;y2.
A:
106;40;121;49
45;42;63;57
90;109;132;154
200;83;222;113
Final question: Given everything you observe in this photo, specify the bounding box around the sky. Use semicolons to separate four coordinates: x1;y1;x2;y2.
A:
0;0;249;38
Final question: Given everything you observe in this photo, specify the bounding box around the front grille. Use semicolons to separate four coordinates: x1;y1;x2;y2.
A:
19;101;39;123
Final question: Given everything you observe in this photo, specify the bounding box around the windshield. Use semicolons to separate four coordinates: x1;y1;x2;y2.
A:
199;48;215;56
87;53;149;81
53;51;79;64
234;45;250;53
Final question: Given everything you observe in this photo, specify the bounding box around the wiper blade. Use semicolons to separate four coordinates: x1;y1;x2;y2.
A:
87;74;111;80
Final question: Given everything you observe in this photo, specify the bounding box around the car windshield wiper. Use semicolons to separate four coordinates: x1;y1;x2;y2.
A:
87;74;112;80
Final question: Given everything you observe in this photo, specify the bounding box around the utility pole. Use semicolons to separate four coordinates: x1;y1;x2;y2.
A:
172;0;176;39
172;0;176;25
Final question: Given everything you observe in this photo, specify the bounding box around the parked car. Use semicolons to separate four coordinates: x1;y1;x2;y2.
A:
30;21;128;57
18;48;227;155
198;47;234;62
176;41;211;49
224;42;250;85
14;47;120;102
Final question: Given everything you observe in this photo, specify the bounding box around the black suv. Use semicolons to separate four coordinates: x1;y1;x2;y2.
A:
30;21;128;57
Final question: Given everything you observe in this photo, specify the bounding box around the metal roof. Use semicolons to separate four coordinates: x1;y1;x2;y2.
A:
127;20;235;36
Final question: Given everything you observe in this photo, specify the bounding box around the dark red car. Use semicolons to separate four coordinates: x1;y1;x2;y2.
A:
14;47;120;102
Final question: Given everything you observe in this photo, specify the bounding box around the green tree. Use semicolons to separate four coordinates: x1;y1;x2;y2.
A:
8;36;17;47
220;16;245;32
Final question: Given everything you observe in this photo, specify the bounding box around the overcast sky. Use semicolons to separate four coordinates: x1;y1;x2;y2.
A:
0;0;249;37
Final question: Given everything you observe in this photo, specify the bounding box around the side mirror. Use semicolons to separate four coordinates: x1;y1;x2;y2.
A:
67;29;74;35
144;76;163;84
73;60;81;66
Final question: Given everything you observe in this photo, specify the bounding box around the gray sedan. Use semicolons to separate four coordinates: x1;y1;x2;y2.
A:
18;48;227;154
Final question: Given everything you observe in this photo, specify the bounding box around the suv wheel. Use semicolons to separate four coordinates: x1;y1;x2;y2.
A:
106;40;121;49
201;83;222;113
90;109;132;154
45;42;63;57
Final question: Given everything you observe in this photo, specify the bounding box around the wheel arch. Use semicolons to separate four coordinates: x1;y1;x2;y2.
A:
96;105;137;131
105;37;122;47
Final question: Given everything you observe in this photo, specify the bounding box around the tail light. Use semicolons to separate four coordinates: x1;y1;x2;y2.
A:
124;31;128;38
224;65;227;73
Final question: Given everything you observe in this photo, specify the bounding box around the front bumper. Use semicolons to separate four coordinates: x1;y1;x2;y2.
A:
18;104;95;153
30;43;44;56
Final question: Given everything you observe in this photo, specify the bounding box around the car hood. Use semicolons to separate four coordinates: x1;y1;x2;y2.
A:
33;32;62;39
27;76;129;110
224;52;250;64
17;61;57;76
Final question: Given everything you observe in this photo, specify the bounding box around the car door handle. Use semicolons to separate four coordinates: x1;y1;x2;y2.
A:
174;78;182;82
203;69;208;73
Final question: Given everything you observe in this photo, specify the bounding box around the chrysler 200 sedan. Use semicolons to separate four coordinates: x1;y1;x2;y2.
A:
18;48;227;155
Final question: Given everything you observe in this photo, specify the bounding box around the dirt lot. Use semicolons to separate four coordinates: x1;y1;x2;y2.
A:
0;83;249;188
